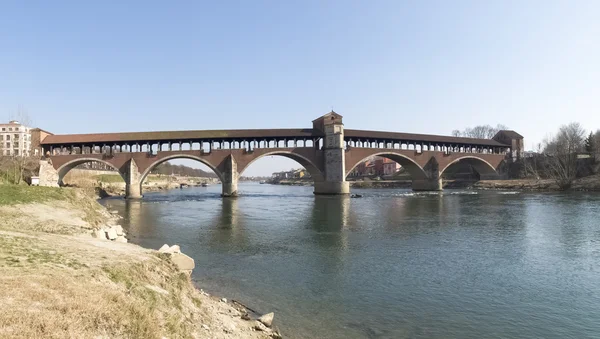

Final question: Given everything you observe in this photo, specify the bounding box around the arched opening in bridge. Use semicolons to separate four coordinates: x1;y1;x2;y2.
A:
138;156;223;195
345;153;428;183
57;159;123;188
440;157;500;181
346;155;410;181
237;151;325;187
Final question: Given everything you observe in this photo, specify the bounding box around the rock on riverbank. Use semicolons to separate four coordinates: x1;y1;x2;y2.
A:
0;186;278;338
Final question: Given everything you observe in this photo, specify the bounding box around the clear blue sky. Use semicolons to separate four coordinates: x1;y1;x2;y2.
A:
1;1;599;176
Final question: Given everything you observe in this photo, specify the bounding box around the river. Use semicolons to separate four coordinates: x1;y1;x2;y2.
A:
101;183;600;339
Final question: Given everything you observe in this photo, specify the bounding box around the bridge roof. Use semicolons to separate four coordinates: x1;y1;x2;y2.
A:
344;129;509;147
41;128;320;145
41;127;509;147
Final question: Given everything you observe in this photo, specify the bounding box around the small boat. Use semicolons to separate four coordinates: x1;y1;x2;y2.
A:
201;183;208;187
259;181;266;184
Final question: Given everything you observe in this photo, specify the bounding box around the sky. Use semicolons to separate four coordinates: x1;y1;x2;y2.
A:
1;0;599;176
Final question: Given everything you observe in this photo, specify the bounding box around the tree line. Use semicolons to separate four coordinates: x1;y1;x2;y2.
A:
454;123;600;190
525;123;599;189
150;162;217;178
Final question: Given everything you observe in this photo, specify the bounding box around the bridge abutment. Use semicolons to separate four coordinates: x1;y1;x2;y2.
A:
39;160;60;187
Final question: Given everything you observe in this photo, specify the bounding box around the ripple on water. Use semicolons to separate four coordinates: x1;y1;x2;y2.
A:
100;183;600;339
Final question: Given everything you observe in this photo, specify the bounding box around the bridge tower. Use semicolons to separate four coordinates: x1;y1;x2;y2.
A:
313;111;350;195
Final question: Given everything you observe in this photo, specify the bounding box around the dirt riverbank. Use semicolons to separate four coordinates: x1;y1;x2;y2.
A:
0;185;280;338
61;171;220;197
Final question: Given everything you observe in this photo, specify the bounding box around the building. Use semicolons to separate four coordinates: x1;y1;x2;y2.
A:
382;158;401;176
271;168;310;180
348;156;401;178
272;171;291;179
293;169;310;179
493;130;524;161
30;128;54;157
0;120;33;156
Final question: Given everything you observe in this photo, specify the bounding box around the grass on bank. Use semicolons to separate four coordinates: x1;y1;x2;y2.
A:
95;174;125;183
0;234;206;339
0;185;213;339
0;185;72;206
0;185;107;229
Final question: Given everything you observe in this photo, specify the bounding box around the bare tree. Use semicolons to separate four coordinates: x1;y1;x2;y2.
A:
543;122;585;189
594;130;600;160
452;124;508;139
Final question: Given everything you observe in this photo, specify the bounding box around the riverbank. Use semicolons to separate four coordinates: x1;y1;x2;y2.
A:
270;175;600;191
62;169;220;197
472;175;600;191
0;185;280;338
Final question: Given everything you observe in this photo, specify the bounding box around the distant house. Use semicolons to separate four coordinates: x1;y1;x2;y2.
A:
272;171;290;179
272;168;310;180
348;156;401;178
293;169;310;179
382;158;401;176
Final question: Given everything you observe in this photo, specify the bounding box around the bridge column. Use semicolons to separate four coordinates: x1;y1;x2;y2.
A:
221;155;238;197
412;178;442;191
121;159;142;199
313;111;350;195
412;157;442;191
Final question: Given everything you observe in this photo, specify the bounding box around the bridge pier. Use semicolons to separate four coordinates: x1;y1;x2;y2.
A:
312;112;350;195
412;178;442;191
123;159;142;199
314;181;350;195
221;155;238;197
125;181;142;199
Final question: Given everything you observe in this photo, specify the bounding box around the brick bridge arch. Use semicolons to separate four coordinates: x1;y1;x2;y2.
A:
43;147;326;197
39;111;521;197
237;149;325;182
345;148;506;190
56;157;124;186
139;154;226;184
345;151;429;180
439;155;501;178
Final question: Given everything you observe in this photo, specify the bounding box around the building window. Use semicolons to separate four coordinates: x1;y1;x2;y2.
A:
8;128;12;131
6;135;10;140
14;150;19;156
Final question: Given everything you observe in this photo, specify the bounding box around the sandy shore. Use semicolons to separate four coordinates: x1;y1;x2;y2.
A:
0;186;281;338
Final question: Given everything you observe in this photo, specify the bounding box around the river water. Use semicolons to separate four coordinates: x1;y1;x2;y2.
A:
101;183;600;339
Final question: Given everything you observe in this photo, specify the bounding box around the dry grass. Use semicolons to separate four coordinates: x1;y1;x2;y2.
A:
0;234;255;338
0;187;272;339
0;254;187;338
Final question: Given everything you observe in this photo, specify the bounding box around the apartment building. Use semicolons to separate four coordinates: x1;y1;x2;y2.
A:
0;120;32;156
